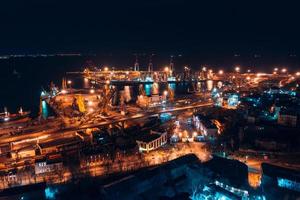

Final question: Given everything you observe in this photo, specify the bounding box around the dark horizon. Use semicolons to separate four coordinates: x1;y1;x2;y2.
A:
1;1;300;55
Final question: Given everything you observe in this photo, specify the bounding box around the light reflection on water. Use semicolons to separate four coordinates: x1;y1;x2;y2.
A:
42;100;49;119
144;84;152;96
114;81;212;99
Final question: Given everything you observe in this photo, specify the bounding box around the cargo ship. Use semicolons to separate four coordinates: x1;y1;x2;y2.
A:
0;107;30;123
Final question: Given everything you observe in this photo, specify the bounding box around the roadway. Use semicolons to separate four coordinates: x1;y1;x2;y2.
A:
79;101;212;129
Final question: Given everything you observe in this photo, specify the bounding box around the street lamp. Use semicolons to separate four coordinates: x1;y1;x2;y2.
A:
281;68;287;73
296;72;300;76
164;66;169;72
218;70;224;75
163;90;168;97
235;66;240;72
67;80;72;89
202;66;207;71
193;131;198;137
104;66;109;71
90;89;95;94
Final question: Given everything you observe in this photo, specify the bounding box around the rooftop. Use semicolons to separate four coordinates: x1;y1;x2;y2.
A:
136;133;162;143
262;163;300;183
201;119;217;129
38;136;82;149
35;157;62;165
102;154;199;198
279;108;299;116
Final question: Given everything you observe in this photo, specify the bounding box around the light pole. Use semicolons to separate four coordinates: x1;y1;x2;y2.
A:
67;80;72;89
163;90;168;101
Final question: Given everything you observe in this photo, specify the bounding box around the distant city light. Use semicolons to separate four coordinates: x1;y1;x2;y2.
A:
235;66;240;72
228;94;239;107
67;80;72;84
207;80;213;91
164;66;169;72
296;72;300;76
256;73;266;77
281;68;287;73
88;101;93;106
104;66;109;71
202;66;207;71
218;70;224;75
163;90;168;96
274;67;278;71
90;89;95;94
193;131;198;137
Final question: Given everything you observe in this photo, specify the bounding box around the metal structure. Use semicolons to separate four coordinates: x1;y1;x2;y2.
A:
134;54;139;71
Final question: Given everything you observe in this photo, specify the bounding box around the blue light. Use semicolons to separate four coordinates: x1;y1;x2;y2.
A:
228;94;239;107
145;77;153;82
167;77;176;82
42;100;49;119
215;192;231;200
160;113;172;122
277;178;300;192
168;83;176;91
144;84;152;96
45;187;58;199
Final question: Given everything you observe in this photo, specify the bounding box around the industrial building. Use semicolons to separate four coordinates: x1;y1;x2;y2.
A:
136;130;167;153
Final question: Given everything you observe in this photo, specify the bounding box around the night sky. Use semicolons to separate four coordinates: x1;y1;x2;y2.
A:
1;1;300;55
